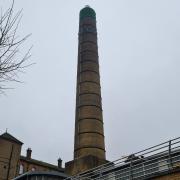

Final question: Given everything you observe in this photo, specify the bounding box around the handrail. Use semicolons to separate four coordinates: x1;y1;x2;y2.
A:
65;136;180;180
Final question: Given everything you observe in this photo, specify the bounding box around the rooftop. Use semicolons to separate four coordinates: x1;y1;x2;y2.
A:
0;132;23;145
20;155;64;172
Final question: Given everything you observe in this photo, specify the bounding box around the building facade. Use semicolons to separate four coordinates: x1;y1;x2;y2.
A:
0;132;65;180
0;132;23;180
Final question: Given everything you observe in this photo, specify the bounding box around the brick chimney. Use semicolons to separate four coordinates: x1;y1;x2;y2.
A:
65;6;108;175
26;148;32;159
58;158;62;168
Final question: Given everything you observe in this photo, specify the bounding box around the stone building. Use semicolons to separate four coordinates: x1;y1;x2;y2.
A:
0;132;23;180
19;149;63;175
0;132;65;180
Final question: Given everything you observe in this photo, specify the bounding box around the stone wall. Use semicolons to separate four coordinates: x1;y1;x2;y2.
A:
0;138;21;180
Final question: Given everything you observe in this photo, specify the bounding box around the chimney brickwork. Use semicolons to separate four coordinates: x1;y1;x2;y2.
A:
65;6;107;175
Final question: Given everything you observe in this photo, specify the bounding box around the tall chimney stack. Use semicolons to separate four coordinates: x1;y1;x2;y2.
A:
65;6;107;175
58;158;62;168
26;148;32;159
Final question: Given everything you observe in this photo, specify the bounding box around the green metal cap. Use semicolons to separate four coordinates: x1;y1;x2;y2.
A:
80;5;96;20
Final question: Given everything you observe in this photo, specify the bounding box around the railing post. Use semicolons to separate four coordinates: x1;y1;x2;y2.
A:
76;174;80;180
130;155;133;180
168;140;173;169
99;167;103;179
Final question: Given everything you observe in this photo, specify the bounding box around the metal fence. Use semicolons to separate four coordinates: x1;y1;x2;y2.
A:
65;137;180;180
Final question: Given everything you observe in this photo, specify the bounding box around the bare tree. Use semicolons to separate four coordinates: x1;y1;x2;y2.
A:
0;0;31;93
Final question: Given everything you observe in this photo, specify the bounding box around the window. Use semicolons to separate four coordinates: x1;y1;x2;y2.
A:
31;167;36;171
19;164;24;175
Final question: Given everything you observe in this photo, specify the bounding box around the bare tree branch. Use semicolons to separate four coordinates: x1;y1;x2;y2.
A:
0;0;32;93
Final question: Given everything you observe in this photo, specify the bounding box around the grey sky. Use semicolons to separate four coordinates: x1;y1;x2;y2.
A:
0;0;180;167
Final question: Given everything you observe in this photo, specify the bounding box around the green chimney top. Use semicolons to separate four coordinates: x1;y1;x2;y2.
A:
80;6;96;20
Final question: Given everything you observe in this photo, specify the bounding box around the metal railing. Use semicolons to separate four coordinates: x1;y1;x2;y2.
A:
65;137;180;180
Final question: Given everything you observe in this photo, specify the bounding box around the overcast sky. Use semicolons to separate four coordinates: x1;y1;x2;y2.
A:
0;0;180;167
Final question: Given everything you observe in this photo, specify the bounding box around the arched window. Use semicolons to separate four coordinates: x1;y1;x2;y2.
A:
19;164;24;175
